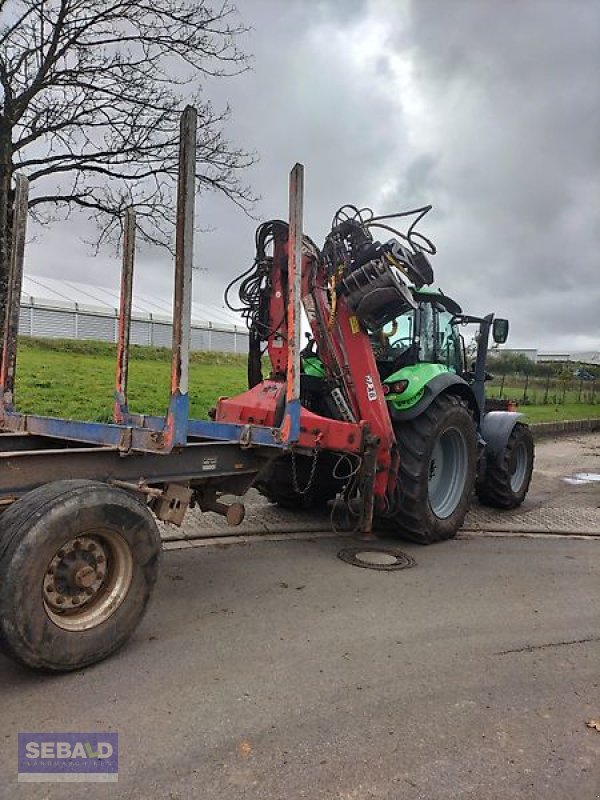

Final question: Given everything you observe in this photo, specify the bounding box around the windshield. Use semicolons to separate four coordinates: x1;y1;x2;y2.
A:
376;302;464;373
435;309;463;373
380;312;413;349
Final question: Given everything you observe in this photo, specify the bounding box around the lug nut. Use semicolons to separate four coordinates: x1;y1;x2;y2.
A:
96;554;105;564
56;596;65;605
88;542;96;551
71;596;80;605
46;584;55;593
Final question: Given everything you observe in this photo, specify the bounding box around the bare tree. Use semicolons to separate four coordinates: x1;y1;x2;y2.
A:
0;0;255;320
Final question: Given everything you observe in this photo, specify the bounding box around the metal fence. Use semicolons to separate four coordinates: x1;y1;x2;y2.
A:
18;298;249;354
487;373;598;405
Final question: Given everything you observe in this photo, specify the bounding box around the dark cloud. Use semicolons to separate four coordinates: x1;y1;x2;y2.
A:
25;0;600;351
395;0;600;349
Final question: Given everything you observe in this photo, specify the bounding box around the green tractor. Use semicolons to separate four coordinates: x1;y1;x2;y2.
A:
257;287;535;542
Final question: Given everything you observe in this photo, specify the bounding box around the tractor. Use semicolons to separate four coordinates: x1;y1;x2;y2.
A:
217;170;535;543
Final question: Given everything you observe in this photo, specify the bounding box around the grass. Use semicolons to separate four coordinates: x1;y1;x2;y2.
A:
11;337;600;425
517;404;600;424
487;381;598;406
15;338;248;422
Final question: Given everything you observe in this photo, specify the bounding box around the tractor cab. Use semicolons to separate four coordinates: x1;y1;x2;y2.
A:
372;288;465;380
373;287;510;421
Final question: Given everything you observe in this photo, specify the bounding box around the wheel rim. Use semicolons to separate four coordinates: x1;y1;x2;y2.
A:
428;426;469;519
510;440;529;492
43;531;133;632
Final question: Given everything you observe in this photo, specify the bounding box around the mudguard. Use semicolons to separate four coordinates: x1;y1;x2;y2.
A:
480;411;524;464
387;373;479;422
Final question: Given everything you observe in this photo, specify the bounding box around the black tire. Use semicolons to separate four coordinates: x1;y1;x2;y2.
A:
255;453;338;511
476;423;534;509
386;394;477;544
0;480;161;671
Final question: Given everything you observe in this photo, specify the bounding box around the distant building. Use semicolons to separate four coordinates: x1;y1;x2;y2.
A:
494;348;538;361
569;351;600;366
19;275;248;354
537;353;570;363
538;351;600;366
494;348;600;366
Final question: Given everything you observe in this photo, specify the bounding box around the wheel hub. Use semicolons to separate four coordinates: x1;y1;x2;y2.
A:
427;426;468;519
510;440;529;492
44;536;107;612
42;530;133;631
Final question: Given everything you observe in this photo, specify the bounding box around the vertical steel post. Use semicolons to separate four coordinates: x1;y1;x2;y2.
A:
0;174;29;412
166;105;196;447
473;314;493;416
282;163;304;444
114;206;136;423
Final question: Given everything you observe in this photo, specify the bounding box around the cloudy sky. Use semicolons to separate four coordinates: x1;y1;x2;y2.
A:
26;0;600;352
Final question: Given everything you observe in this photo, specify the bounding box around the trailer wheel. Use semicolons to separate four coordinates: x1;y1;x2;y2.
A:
476;423;534;509
0;480;161;671
387;394;477;544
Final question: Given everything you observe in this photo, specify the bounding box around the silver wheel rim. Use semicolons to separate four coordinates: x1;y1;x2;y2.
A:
43;531;133;631
428;427;469;519
510;440;528;492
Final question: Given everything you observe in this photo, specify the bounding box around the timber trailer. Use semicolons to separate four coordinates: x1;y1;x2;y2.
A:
0;107;534;672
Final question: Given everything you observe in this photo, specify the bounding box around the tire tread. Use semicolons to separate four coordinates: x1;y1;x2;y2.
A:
476;423;534;509
387;394;477;544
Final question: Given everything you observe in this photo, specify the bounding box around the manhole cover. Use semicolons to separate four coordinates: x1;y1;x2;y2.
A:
337;547;416;571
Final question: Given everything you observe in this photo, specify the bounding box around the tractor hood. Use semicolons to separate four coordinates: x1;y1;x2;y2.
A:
384;363;453;410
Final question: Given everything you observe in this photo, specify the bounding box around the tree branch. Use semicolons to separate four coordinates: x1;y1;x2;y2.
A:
0;0;256;272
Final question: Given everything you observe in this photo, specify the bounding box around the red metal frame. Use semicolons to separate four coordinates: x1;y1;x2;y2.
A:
301;261;398;505
215;382;367;456
217;165;399;516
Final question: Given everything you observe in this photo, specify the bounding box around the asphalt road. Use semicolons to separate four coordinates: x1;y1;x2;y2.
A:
1;435;599;799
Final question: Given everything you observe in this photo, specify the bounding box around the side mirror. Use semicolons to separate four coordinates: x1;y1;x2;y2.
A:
492;318;509;344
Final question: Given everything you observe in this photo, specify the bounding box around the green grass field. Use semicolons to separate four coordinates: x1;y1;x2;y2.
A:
15;338;248;422
11;338;600;425
518;404;600;423
487;382;597;406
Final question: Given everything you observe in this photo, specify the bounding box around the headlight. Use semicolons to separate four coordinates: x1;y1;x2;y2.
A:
384;380;409;395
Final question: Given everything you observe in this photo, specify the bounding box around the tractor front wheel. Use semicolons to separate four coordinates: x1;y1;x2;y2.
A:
476;423;534;508
386;394;477;544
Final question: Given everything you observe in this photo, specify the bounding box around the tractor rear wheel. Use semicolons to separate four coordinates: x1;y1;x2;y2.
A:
476;423;534;508
386;394;477;544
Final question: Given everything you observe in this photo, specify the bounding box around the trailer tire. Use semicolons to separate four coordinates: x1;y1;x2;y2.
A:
476;423;534;509
0;480;161;671
386;394;477;544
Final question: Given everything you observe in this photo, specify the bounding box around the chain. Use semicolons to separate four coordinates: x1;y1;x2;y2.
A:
291;445;320;495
